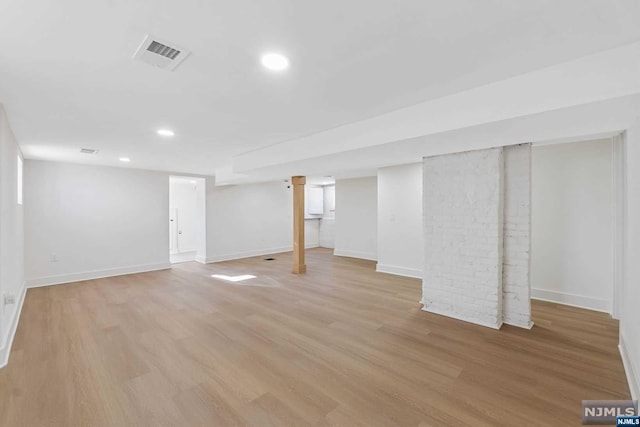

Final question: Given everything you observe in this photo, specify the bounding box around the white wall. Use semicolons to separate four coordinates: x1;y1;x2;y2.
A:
621;120;640;400
376;163;423;278
303;184;322;249
0;105;25;367
319;184;335;248
305;220;320;248
205;180;295;262
531;139;614;312
334;177;377;260
194;178;207;263
24;161;171;287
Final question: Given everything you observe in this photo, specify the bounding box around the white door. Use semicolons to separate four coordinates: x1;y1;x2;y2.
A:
169;208;179;253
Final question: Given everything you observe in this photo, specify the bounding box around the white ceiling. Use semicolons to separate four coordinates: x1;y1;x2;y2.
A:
1;0;640;180
232;94;640;184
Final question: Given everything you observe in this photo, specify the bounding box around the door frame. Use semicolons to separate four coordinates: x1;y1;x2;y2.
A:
612;133;626;320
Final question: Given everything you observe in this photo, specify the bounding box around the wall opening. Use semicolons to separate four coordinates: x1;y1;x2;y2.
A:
303;176;336;249
169;176;206;264
531;137;620;315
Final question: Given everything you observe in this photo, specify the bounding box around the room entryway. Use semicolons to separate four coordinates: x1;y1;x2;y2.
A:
531;136;625;317
169;176;206;264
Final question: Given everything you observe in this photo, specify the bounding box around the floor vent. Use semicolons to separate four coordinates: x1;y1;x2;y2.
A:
133;34;190;71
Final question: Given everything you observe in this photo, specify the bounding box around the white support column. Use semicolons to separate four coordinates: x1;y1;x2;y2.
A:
502;143;533;329
422;148;504;329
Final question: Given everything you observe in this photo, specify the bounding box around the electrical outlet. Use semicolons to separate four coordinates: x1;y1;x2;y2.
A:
51;253;58;262
3;294;16;305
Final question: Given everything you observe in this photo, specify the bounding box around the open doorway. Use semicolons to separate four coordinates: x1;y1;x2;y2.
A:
531;136;624;317
304;176;336;249
169;176;206;264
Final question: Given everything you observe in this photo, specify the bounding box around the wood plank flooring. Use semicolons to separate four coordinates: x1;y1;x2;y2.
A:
0;248;630;426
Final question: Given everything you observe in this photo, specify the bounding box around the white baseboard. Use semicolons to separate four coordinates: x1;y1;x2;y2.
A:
421;301;503;330
531;288;611;313
26;262;171;288
204;246;292;263
376;263;422;279
0;284;27;368
503;318;534;330
204;245;320;264
333;249;377;261
620;334;639;401
170;251;197;264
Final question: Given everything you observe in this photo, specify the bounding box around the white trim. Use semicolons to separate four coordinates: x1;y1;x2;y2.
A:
333;249;377;261
612;133;626;320
376;263;422;279
503;318;534;330
531;131;622;147
0;285;27;368
26;262;171;288
620;334;639;401
170;250;197;264
421;300;503;330
204;245;319;264
531;288;611;313
195;255;207;264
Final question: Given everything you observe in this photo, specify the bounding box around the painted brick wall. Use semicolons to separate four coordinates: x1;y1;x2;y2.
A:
422;148;504;329
502;144;533;328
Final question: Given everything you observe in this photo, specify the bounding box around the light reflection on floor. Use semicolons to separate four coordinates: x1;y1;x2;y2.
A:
210;273;282;287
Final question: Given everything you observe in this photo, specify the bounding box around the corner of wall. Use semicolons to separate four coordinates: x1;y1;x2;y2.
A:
0;284;27;368
333;249;377;261
376;263;422;279
0;106;26;369
619;333;639;400
502;143;533;329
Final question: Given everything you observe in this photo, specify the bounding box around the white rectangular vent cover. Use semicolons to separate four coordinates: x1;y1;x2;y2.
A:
133;34;190;71
80;148;99;154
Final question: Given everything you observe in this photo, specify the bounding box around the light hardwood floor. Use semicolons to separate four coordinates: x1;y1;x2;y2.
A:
0;248;630;426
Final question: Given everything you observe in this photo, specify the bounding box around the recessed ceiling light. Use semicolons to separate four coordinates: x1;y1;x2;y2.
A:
261;53;289;71
157;129;175;137
119;157;131;163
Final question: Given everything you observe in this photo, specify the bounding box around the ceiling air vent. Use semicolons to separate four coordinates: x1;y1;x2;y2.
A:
80;148;99;154
133;34;190;71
